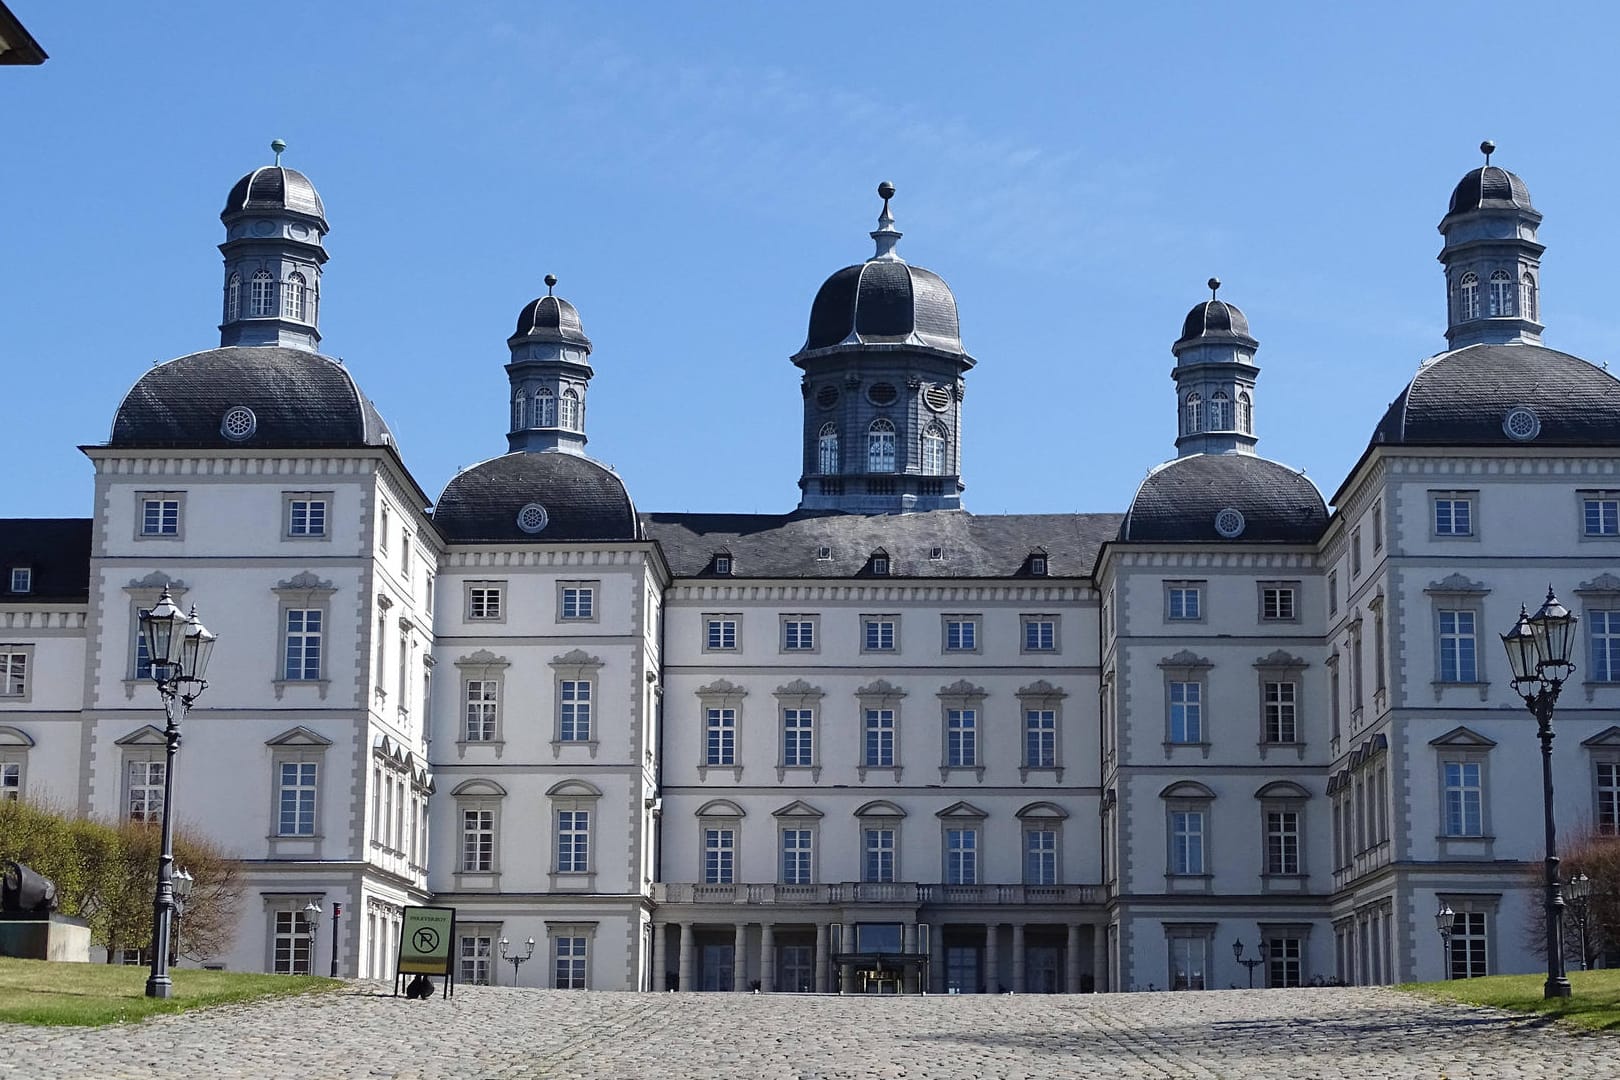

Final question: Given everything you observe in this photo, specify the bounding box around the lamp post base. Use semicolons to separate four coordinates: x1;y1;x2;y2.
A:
144;975;173;1000
1545;976;1572;999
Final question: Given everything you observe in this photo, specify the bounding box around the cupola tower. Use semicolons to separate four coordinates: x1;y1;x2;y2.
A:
1439;141;1544;349
1170;279;1260;456
218;140;328;351
506;275;594;454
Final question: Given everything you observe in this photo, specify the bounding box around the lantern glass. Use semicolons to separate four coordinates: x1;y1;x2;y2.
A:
1232;939;1243;960
1501;607;1539;684
181;607;216;682
173;867;195;900
1434;902;1455;934
1529;588;1578;672
1569;872;1591;903
141;590;186;674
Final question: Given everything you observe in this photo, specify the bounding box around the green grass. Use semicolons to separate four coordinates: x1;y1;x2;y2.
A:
1401;968;1620;1032
0;957;339;1027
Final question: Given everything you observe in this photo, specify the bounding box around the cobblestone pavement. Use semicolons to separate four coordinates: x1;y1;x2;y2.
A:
1;984;1615;1079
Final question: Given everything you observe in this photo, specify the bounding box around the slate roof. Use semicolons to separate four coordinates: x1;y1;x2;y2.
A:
1370;344;1620;448
1121;454;1327;544
434;452;638;543
222;166;327;226
1446;165;1534;219
511;294;592;350
108;347;394;450
797;260;966;358
640;510;1123;578
1176;299;1255;348
0;519;92;602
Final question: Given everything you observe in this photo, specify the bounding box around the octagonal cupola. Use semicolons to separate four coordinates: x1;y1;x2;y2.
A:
218;140;328;351
1171;279;1260;456
506;275;594;454
1439;141;1544;349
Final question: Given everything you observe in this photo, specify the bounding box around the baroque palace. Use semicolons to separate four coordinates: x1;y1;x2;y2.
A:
4;145;1619;994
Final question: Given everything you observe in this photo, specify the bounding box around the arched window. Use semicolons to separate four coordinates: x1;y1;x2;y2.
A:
533;388;556;427
867;419;896;473
817;422;839;474
560;389;581;431
1459;272;1479;320
1183;393;1202;435
1521;272;1538;321
249;269;276;317
282;272;307;322
921;422;947;475
512;392;526;430
1489;269;1515;316
1209;391;1230;431
225;273;241;322
1237;391;1253;434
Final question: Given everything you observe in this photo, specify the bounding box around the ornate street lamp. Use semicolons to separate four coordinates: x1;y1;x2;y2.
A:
1232;938;1266;989
302;901;323;975
499;936;536;986
1568;872;1592;972
1502;587;1578;999
138;591;215;999
1434;901;1455;978
169;867;195;966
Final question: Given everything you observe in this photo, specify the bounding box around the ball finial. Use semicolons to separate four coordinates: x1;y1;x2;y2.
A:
544;273;557;295
877;181;896;201
1480;139;1495;164
1208;277;1221;298
270;138;286;165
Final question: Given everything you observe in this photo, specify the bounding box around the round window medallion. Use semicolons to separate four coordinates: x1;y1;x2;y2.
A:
251;219;276;237
867;382;899;406
220;405;257;441
516;502;549;534
923;385;952;412
816;385;840;409
1214;507;1246;538
1504;406;1541;441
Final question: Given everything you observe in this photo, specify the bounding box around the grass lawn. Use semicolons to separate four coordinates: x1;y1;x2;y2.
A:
0;957;338;1027
1402;968;1620;1032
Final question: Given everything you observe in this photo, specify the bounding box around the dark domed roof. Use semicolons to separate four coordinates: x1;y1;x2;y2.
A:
1370;343;1620;448
511;294;592;349
433;452;637;543
1446;166;1534;218
798;260;964;356
1121;454;1327;544
223;166;327;226
110;347;393;449
1176;300;1254;348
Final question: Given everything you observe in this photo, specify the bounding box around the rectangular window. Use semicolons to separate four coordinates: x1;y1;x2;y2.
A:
946;709;977;768
1266;937;1304;988
1584;496;1620;536
556;810;589;873
560;680;592;742
1599;761;1620;835
0;761;19;801
461;809;494;871
781;828;812;884
1328;570;1339;616
1438;610;1478;682
1169;936;1206;990
459;934;494;986
1170;811;1204;875
287;498;327;537
1372;502;1384;552
464;680;498;741
1024;829;1057;885
277;762;318;836
945;828;978;885
1592;611;1620;682
1434;495;1474;537
141;498;180;536
1169;681;1202;744
783;619;816;651
127;760;165;822
705;617;738;650
944;618;977;651
554;936;588;989
1024;709;1057;768
1266;810;1300;875
782;709;814;767
1443;761;1484;836
8;568;30;594
1261;586;1297;621
704;827;735;884
560;585;595;620
1263;681;1298;743
282;609;323;680
1448;911;1488;979
1023;617;1057;652
863;618;896;651
705;708;736;766
273;910;313;975
467;585;503;621
863;709;895;767
1167;585;1201;621
1351;527;1363;576
0;651;28;697
863;828;895;882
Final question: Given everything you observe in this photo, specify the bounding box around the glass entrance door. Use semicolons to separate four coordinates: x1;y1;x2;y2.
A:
1027;946;1061;993
778;945;813;992
945;946;980;994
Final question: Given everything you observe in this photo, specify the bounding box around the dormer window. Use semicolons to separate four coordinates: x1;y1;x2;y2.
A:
816;546;833;561
869;551;890;576
9;568;30;594
929;547;944;561
1027;552;1048;577
249;269;276;317
1489;269;1515;316
1459;272;1480;320
712;553;733;576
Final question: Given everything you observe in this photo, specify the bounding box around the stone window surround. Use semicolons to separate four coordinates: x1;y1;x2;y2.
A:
266;726;332;857
547;779;602;890
697;799;745;885
1576;489;1620;542
702;613;742;653
1435;891;1501;978
855;799;906;883
774;800;824;885
1430;726;1496;860
272;572;336;700
281;490;334;541
1576;574;1620;699
1257;580;1301;623
0;725;34;801
464;580;506;623
134;490;186;541
773;679;823;781
1016;800;1068;886
1429;489;1480;540
936;679;987;782
937;801;987;885
860;613;900;654
1017;679;1067;781
550;649;604;759
1160;781;1215;892
114;725;168;823
556;580;600;623
1160;650;1213;758
1163;922;1217;990
1254;650;1309;760
122;575;189;697
1164;580;1206;623
545;921;599;990
856;679;906;782
940;613;982;654
451;778;506;889
453;649;510;758
1255;780;1310;888
779;613;820;654
262;891;326;975
1425;574;1490;701
1256;921;1314;988
1020;613;1060;654
695;679;747;781
1580;726;1620;834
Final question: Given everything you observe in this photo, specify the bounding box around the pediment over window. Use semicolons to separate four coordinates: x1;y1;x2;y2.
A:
373;734;410;765
695;678;747;697
115;724;167;747
273;570;336;594
854;799;907;819
773;678;823;699
937;679;986;699
1581;725;1620;748
546;779;603;798
451;778;507;797
1158;650;1212;671
1327;769;1350;795
1428;725;1497;748
1425;573;1489;596
1254;649;1309;670
1159;780;1215;800
772;799;824;819
1015;800;1069;820
1254;780;1311;800
695;798;745;818
265;726;332;748
935;800;988;820
0;725;34;747
1577;573;1620;596
125;571;185;592
1349;733;1389;767
856;678;906;698
550;649;603;670
1016;679;1067;699
456;648;509;670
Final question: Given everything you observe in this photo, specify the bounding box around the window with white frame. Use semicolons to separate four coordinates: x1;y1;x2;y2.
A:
946;709;977;768
283;272;307;321
1584;494;1620;537
272;908;313;974
862;616;897;652
921;422;947;476
782;709;814;768
705;708;736;766
704;615;739;651
560;389;580;431
0;650;29;698
1266;810;1300;875
1170;810;1205;875
1448;910;1488;979
1443;760;1484;836
379;504;391;551
1169;681;1202;744
944;827;978;885
1022;616;1057;652
782;616;816;651
1591;610;1620;682
282;609;323;681
1260;583;1297;622
127;760;165;822
863;826;896;882
944;617;978;652
459;932;495;985
249;269;276;317
1432;493;1475;537
277;762;318;836
1522;272;1538;320
461;808;495;871
864;709;895;767
867;419;896;473
532;387;556;427
1459;272;1479;320
286;495;328;538
1024;709;1057;769
8;568;30;594
553;933;588;989
1597;760;1620;835
1438;610;1478;682
559;680;592;742
781;828;813;884
817;423;839;474
1488;269;1515;316
225;272;241;322
1182;392;1202;434
140;496;181;537
556;809;590;873
1024;827;1057;885
1263;681;1298;744
1209;390;1229;430
1237;391;1253;433
559;583;595;620
512;391;526;430
466;583;504;621
1167;932;1208;990
0;760;19;801
1265;934;1305;988
1166;582;1202;621
465;680;498;741
704;826;735;884
1351;526;1363;576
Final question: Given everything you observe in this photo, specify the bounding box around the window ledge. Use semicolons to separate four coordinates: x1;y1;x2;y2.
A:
1430;680;1489;703
1257;740;1308;763
551;739;601;761
697;763;743;781
776;765;823;782
857;765;903;782
455;739;506;760
273;679;330;701
547;871;597;891
1581;681;1620;703
1162;741;1212;760
938;765;986;783
1019;766;1064;783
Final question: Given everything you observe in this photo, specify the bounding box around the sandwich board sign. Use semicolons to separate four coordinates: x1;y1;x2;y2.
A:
395;905;456;998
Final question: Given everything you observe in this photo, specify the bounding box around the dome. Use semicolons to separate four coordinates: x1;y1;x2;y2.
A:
222;166;327;226
1176;299;1254;348
510;294;592;349
1121;454;1327;544
109;347;393;449
1447;165;1534;218
1370;343;1620;448
798;260;964;356
433;452;637;543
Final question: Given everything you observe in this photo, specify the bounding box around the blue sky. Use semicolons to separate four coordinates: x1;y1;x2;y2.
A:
5;2;1619;519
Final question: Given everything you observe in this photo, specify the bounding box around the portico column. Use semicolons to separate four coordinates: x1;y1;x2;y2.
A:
985;924;1000;993
678;922;694;992
733;923;748;992
760;924;775;992
652;922;667;991
1011;924;1027;993
1065;923;1082;994
930;923;946;993
1092;924;1108;993
840;923;856;992
814;923;830;993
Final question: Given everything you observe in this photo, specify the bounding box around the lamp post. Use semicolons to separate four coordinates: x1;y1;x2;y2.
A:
302;901;323;974
329;901;343;978
1232;939;1266;989
1501;587;1578;999
138;590;216;1000
1435;901;1455;979
499;936;535;986
168;867;195;966
1568;872;1592;972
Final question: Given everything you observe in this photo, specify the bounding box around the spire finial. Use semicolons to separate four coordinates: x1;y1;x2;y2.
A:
1208;277;1221;300
870;181;903;261
271;138;286;166
544;273;557;296
1480;139;1495;166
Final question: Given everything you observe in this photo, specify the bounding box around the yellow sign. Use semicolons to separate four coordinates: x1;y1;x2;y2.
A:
397;906;456;976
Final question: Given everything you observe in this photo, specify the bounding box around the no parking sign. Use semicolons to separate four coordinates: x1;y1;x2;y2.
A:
395;905;456;998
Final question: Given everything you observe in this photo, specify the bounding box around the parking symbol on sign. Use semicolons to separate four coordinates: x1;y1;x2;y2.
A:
414;927;439;954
